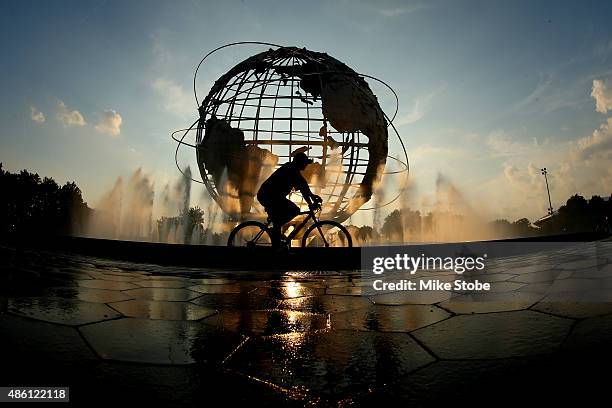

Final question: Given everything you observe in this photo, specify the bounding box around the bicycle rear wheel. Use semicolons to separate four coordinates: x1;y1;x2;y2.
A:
227;221;272;247
301;221;353;248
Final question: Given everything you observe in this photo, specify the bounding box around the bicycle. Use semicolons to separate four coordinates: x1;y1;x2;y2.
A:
227;202;353;248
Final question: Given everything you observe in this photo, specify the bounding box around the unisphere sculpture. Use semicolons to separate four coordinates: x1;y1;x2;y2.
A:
173;43;408;223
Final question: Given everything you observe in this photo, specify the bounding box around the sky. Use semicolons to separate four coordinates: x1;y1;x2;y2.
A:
1;0;612;223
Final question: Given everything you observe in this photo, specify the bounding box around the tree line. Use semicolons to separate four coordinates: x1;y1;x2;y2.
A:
1;164;609;242
368;193;612;243
0;163;90;237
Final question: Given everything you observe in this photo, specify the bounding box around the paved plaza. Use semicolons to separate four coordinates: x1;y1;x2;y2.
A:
1;241;612;406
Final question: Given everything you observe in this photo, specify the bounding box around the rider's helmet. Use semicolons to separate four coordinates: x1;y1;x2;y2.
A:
292;152;313;169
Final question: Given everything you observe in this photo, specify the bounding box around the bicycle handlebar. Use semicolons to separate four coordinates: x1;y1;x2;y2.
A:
309;202;322;212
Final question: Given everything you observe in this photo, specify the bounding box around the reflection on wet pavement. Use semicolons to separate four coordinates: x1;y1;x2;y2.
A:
109;299;217;321
1;242;612;405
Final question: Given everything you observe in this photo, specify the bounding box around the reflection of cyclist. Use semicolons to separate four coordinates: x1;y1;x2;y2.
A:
257;152;322;247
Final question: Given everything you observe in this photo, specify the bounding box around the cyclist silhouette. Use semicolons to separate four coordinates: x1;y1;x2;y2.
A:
257;151;322;247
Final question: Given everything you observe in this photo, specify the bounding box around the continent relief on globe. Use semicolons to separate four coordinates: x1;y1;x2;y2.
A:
198;117;278;217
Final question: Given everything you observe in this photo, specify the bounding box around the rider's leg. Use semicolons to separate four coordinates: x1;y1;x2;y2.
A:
270;200;300;247
269;221;282;247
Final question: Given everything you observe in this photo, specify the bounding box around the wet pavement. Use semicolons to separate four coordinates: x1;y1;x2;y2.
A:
1;241;612;406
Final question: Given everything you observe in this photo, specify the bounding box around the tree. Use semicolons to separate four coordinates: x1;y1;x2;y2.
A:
557;194;591;232
381;209;403;242
0;164;90;237
489;219;513;237
183;207;204;244
512;218;536;237
156;206;206;244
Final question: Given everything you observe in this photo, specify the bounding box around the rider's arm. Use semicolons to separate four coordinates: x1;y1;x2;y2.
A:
294;170;317;204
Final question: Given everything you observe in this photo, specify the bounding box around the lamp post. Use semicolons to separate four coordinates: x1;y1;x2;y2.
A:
540;167;553;215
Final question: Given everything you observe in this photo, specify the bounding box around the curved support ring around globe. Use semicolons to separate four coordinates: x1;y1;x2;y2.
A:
172;128;408;176
172;118;206;185
171;124;409;198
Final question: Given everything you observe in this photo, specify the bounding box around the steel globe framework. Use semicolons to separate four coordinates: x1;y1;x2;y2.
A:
173;43;408;223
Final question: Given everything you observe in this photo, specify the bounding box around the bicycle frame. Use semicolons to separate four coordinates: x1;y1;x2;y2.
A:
250;208;329;246
284;210;318;242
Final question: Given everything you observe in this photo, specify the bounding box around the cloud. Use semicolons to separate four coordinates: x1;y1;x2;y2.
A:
30;106;45;124
486;130;536;156
503;163;520;183
409;144;466;162
496;73;585;121
57;101;86;127
574;117;612;161
591;79;612;113
152;78;194;117
379;4;426;17
397;98;426;126
396;84;446;126
95;109;122;137
463;132;480;141
510;75;553;114
492;116;612;219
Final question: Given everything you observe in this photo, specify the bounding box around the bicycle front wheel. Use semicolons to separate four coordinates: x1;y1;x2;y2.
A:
301;221;353;248
227;221;272;247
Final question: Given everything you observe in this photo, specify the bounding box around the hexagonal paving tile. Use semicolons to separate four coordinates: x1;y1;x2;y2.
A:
466;273;515;282
109;299;216;320
564;314;612;351
80;318;244;364
122;288;201;301
0;313;97;362
508;264;556;274
557;258;602;270
79;280;140;290
225;330;434;398
509;269;568;283
87;272;143;282
145;275;187;281
8;296;121;326
46;286;134;303
370;290;452;305
246;283;326;299
532;289;612;318
356;356;566;406
188;284;244;294
325;286;364;296
412;310;572;359
519;282;555;295
133;279;190;289
191;293;279;311
189;278;237;285
439;291;544;314
332;304;450;332
546;278;604;293
533;302;612;319
570;265;612;279
87;361;305;407
280;295;372;313
206;309;328;336
484;281;526;293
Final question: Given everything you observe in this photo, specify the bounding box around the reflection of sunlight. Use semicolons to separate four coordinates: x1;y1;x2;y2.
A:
280;332;307;355
283;309;301;327
284;280;301;299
